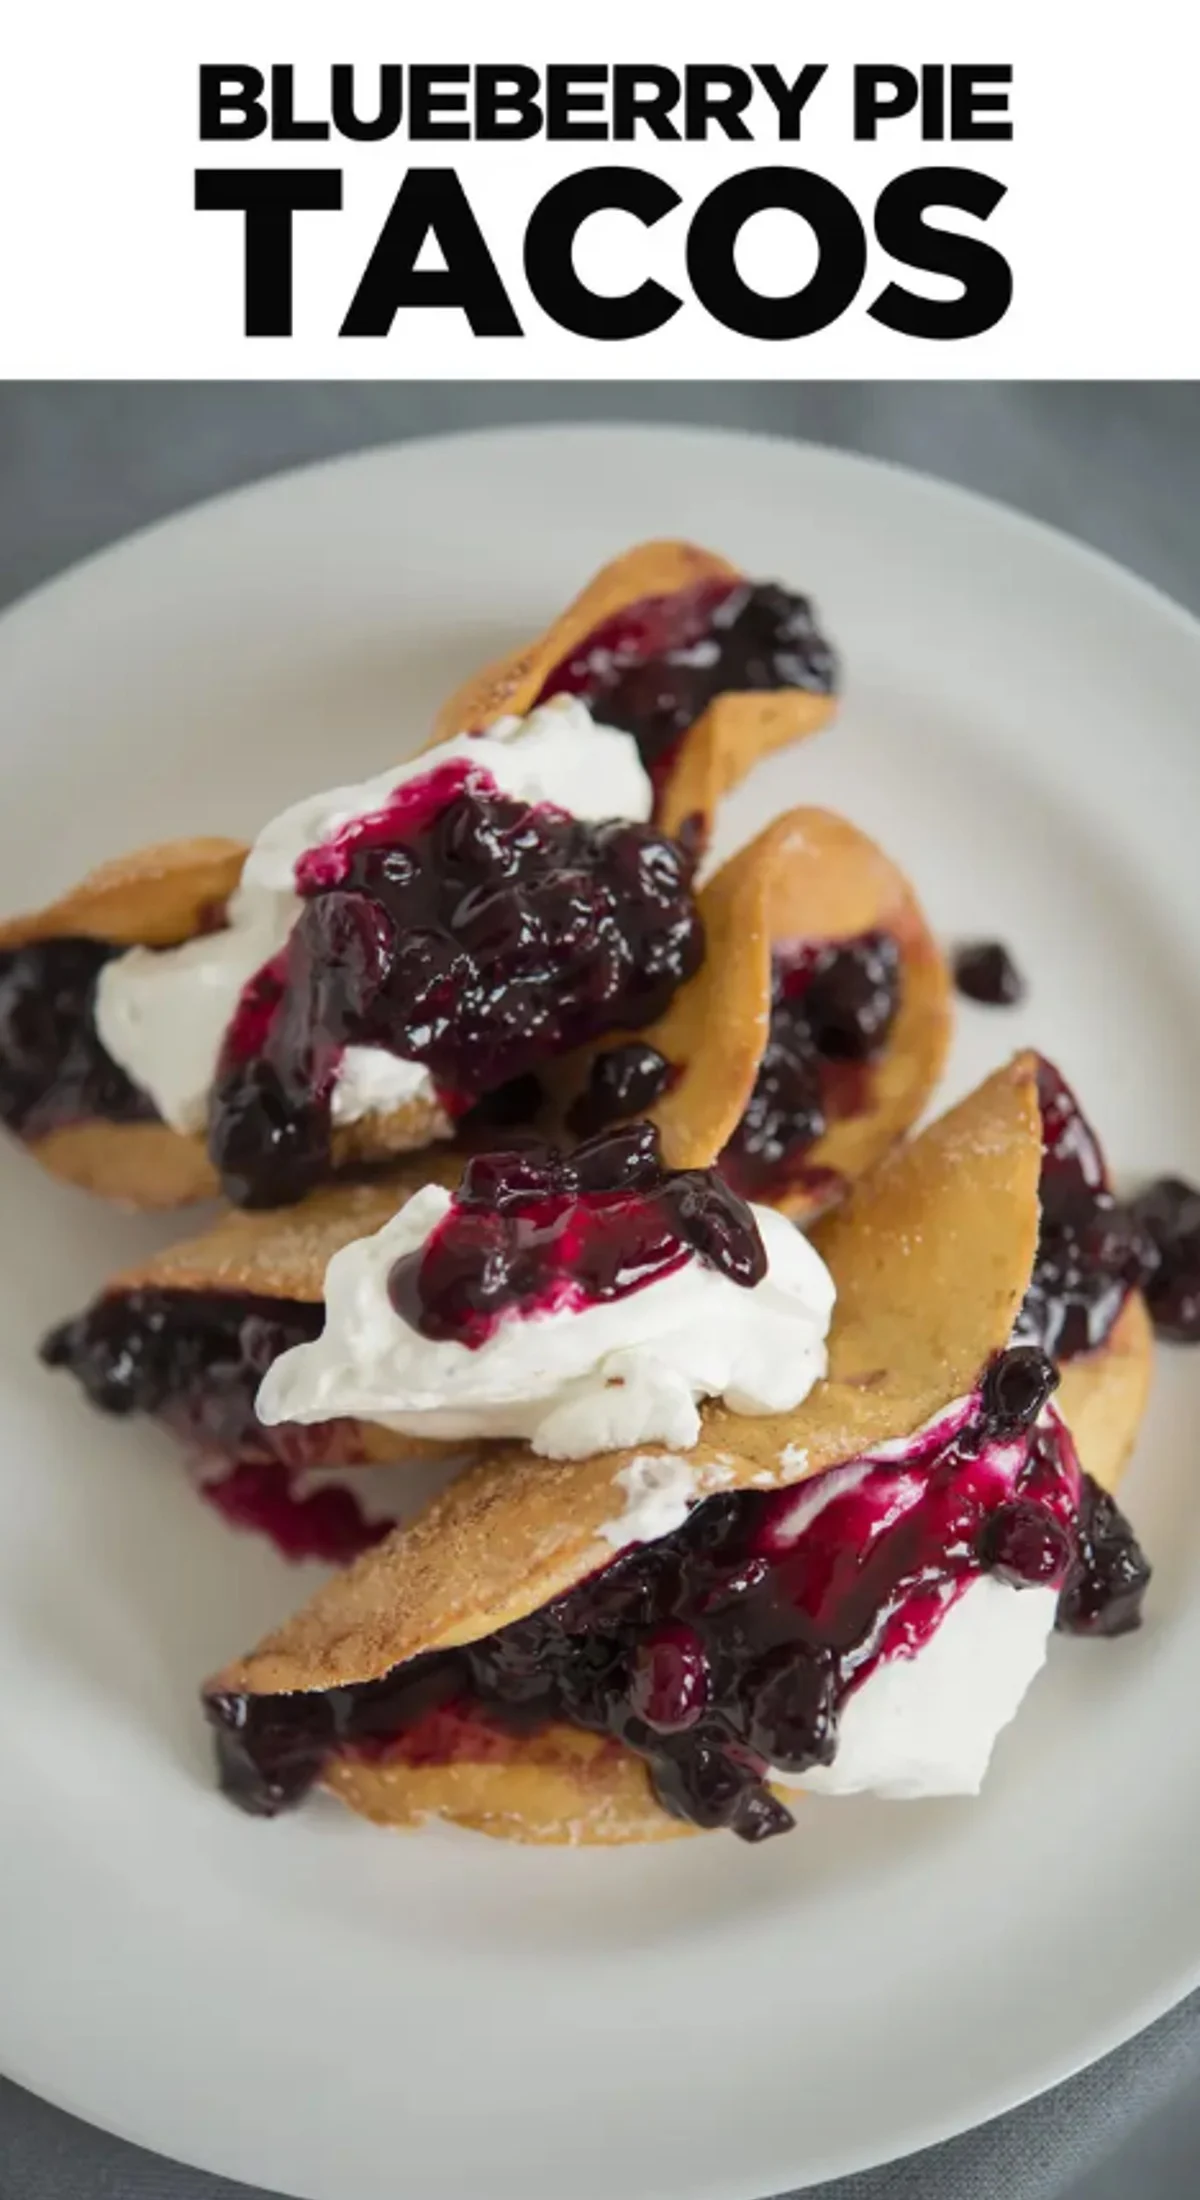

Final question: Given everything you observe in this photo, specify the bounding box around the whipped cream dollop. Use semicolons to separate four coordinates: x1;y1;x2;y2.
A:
256;1185;835;1459
765;1403;1071;1802
94;697;653;1135
798;1575;1058;1799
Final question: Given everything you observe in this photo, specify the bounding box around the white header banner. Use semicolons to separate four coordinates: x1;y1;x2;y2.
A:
0;0;1192;378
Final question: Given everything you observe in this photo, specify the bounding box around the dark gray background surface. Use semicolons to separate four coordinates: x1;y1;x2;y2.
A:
1;381;1197;2200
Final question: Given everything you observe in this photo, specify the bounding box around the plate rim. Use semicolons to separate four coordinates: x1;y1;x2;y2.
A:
2;417;1200;2200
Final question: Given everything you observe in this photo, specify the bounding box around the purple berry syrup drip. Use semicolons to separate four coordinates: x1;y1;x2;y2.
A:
1017;1057;1158;1361
41;1288;385;1565
207;1342;1147;1836
199;1459;391;1567
718;931;901;1201
536;576;837;802
0;938;158;1137
207;758;703;1210
387;1123;765;1350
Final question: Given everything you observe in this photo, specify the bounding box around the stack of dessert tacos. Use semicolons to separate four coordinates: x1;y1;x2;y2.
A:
201;1058;1152;1846
40;802;952;1481
0;537;1164;1850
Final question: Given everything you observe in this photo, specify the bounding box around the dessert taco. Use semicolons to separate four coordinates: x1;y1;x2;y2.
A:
0;541;837;1212
202;1057;1153;1846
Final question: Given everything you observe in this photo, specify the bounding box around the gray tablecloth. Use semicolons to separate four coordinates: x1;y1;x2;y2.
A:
2;382;1198;2200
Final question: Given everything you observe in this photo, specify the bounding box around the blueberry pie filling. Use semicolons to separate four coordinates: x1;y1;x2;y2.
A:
566;1042;677;1139
387;1124;766;1351
0;711;705;1209
535;577;837;799
0;937;158;1137
718;931;902;1201
1017;1057;1159;1359
256;1124;833;1461
41;1287;345;1460
210;761;703;1209
207;1343;1149;1834
40;1287;386;1563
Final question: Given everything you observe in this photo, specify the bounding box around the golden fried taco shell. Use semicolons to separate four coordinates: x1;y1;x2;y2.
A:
325;1724;685;1846
429;539;836;843
29;1121;219;1208
558;806;952;1200
24;1096;451;1213
0;837;248;953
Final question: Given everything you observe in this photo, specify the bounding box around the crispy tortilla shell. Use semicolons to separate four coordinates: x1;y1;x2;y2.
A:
555;806;952;1193
428;539;836;843
0;837;247;953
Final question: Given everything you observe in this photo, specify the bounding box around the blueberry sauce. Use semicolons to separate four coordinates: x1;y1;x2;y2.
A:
456;1072;548;1136
566;1042;675;1138
1017;1058;1157;1361
536;578;837;798
207;1345;1131;1837
1127;1177;1200;1344
386;1124;767;1350
0;938;158;1138
39;1289;347;1465
200;1459;391;1567
952;941;1025;1007
719;932;901;1201
1057;1473;1152;1637
208;760;703;1209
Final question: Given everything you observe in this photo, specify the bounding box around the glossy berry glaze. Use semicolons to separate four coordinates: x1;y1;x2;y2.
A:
200;1460;391;1567
719;932;901;1201
207;1343;1149;1834
41;1288;323;1440
567;1041;676;1139
208;759;703;1208
1127;1177;1200;1344
40;1289;385;1563
1017;1058;1157;1360
388;1123;764;1349
536;577;837;802
0;938;157;1137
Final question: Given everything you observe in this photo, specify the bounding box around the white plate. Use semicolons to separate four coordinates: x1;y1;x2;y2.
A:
2;425;1199;2200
